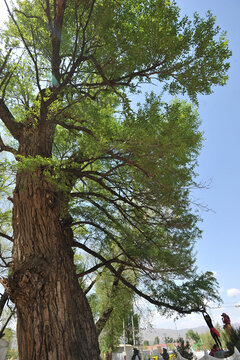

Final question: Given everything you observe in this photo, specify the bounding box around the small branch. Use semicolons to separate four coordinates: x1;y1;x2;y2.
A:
0;254;10;268
0;232;13;242
56;120;96;138
84;278;97;295
77;252;124;279
82;0;96;33
15;10;42;20
0;134;18;156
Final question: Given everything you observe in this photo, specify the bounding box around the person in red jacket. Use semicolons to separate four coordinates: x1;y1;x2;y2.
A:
209;344;220;357
221;313;230;325
203;312;222;349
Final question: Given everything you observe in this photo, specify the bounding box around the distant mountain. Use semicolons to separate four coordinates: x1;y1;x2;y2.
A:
140;326;208;345
140;323;240;345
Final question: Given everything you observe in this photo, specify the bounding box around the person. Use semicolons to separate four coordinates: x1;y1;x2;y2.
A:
221;313;231;336
203;312;222;349
131;347;141;360
209;344;220;357
221;313;230;325
162;348;169;360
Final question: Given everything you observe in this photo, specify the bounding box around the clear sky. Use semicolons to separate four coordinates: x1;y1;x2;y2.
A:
0;0;239;332
149;0;240;330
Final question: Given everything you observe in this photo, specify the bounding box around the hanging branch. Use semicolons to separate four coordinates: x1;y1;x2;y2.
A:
73;240;204;315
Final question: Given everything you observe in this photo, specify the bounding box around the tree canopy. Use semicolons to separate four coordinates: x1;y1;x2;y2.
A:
0;0;231;358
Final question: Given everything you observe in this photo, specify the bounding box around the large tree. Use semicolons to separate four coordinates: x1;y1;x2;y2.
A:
0;0;231;359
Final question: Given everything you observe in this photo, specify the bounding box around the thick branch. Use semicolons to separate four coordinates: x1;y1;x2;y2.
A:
45;0;97;104
0;291;8;318
95;307;113;337
72;220;135;264
4;0;42;93
73;241;203;315
83;56;195;91
0;99;22;140
50;0;67;85
74;241;168;279
0;49;12;74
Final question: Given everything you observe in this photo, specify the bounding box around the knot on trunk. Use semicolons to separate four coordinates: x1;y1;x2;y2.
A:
7;258;50;306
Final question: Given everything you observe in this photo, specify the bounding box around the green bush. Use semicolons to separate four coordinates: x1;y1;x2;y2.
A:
226;326;240;355
176;338;193;360
6;349;18;359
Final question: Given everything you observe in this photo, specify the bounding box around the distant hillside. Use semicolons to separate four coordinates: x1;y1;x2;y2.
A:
140;323;240;345
140;326;208;345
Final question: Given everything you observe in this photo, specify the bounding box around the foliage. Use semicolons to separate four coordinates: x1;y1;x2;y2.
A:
6;350;18;360
186;329;202;350
88;268;136;354
154;336;160;345
186;330;200;344
3;327;12;342
165;336;176;344
3;328;18;360
226;326;240;354
196;324;227;351
176;337;193;360
143;340;149;346
199;331;214;351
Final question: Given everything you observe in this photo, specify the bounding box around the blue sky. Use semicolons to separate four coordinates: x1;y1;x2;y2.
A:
148;0;240;330
0;0;239;332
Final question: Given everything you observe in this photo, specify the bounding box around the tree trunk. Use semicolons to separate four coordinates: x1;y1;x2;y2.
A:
7;122;100;359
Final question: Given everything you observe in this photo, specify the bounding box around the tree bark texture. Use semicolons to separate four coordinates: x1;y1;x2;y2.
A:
8;123;100;360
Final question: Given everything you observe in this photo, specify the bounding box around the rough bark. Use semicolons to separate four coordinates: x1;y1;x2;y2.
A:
7;121;100;360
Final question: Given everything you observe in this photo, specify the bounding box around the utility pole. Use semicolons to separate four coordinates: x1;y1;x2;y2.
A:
132;315;136;346
123;319;127;360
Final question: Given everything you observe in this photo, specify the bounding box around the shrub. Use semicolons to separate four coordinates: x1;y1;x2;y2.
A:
176;337;194;360
226;326;240;355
